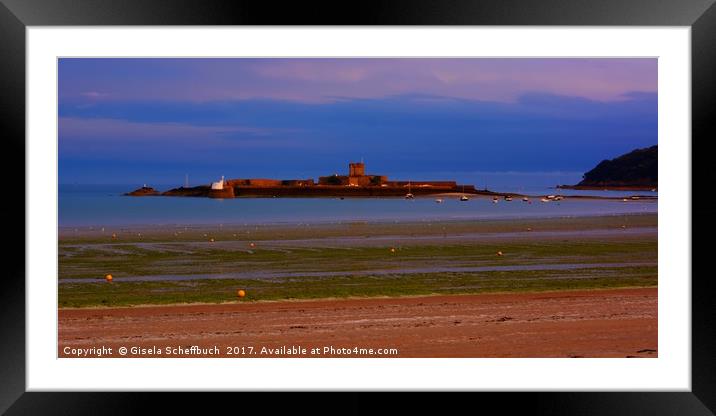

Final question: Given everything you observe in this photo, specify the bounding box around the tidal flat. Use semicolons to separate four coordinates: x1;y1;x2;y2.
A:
58;214;657;308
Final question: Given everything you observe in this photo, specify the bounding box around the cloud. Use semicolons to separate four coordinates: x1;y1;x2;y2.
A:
59;117;267;141
250;61;370;83
58;89;656;176
59;58;658;104
80;91;108;98
57;117;304;158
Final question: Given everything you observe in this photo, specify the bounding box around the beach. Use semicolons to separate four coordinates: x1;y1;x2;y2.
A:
58;288;657;358
58;213;657;357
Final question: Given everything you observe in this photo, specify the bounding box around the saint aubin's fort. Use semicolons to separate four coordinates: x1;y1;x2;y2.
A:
126;161;483;198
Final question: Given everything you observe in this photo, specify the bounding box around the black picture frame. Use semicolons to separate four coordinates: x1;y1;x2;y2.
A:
1;0;713;413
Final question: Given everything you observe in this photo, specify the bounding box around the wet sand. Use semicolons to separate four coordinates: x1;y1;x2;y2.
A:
59;287;657;358
59;261;656;283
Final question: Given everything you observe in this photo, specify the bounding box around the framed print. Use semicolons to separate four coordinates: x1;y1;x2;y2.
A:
2;0;714;413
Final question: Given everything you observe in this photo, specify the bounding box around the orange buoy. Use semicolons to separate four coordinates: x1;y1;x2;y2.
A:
209;238;215;242
496;251;503;256
111;233;117;239
237;289;246;298
249;242;256;248
105;274;113;282
390;247;396;253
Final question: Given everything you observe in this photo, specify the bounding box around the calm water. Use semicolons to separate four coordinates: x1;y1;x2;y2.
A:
59;184;657;227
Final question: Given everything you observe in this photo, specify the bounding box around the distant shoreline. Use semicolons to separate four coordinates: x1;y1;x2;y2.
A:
126;186;658;200
557;184;657;192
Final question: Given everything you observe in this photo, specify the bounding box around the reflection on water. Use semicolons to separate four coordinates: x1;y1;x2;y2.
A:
59;184;657;227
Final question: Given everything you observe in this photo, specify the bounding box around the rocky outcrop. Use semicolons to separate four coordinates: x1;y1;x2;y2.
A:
161;186;212;197
124;186;160;196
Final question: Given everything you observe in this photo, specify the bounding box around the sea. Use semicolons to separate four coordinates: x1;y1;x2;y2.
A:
58;183;658;228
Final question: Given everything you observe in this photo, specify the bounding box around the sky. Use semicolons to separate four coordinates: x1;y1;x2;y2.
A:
58;58;657;187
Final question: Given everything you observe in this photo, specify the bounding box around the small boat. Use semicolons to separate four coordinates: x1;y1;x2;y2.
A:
504;196;513;201
492;197;499;203
459;185;469;201
522;197;529;202
554;196;563;201
540;198;550;202
405;182;415;199
435;198;444;203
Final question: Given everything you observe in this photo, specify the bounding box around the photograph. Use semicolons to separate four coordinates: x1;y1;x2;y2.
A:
1;0;710;408
57;57;658;359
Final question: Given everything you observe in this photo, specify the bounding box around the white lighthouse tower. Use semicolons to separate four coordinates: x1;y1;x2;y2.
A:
211;175;225;190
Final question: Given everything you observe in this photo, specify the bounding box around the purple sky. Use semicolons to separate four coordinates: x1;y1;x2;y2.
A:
58;58;657;186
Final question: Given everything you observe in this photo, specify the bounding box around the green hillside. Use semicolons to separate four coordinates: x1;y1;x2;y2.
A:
577;146;657;187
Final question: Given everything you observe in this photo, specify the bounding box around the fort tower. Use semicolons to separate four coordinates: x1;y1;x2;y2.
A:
349;162;365;177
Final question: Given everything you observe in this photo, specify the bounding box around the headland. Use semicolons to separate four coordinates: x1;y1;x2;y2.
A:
558;146;658;192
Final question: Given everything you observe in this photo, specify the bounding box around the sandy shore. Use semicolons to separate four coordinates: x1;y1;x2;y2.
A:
59;287;657;358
